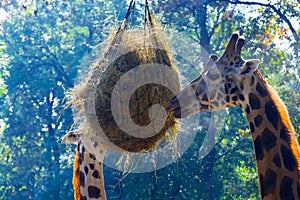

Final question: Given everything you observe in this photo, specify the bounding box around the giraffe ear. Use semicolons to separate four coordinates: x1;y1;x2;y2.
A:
240;59;260;76
205;54;219;70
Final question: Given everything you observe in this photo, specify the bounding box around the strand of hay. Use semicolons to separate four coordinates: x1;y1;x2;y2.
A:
63;15;180;155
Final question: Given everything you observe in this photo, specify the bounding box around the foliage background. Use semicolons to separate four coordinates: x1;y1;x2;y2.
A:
0;0;299;199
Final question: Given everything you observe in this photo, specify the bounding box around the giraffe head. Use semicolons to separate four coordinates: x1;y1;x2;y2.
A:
167;33;260;118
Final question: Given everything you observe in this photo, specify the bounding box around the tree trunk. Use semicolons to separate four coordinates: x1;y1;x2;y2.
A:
197;5;212;55
45;89;60;199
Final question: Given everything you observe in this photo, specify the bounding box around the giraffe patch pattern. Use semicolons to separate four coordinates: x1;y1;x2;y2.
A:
265;101;279;130
249;93;261;110
280;176;294;200
260;168;277;198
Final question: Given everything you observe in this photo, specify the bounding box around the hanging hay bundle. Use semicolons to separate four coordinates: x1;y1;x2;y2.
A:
63;3;180;155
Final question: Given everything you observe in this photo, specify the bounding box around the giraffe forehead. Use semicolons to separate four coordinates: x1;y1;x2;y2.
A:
212;52;245;77
202;60;246;85
218;59;245;72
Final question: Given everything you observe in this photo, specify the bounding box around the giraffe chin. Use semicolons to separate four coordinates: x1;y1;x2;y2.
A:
167;104;189;119
172;108;200;119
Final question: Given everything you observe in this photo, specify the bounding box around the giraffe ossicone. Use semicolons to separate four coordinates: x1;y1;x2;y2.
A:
167;33;300;199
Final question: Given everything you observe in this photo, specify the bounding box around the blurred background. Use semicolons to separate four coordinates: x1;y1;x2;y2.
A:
0;0;299;199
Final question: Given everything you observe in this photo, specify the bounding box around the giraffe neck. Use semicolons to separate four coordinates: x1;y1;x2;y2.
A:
74;142;106;200
238;70;300;199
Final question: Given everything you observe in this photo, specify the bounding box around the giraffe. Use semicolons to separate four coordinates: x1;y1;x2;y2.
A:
167;33;300;199
63;133;107;200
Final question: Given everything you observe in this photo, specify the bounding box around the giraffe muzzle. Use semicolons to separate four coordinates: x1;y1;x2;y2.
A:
166;96;183;118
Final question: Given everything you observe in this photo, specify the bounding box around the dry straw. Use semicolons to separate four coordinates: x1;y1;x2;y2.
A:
63;5;180;155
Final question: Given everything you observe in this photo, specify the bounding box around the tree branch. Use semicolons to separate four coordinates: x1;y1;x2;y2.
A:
220;0;299;42
43;45;74;88
209;5;224;40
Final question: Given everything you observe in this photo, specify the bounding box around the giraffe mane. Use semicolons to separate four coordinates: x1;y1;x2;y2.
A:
256;70;300;172
73;149;81;200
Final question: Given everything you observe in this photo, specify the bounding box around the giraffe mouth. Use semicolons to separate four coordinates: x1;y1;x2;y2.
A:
166;96;185;118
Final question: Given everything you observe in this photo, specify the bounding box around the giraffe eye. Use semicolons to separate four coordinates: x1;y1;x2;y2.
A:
207;69;220;81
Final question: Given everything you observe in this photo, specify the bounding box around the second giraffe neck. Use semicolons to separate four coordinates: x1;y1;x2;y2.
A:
74;142;106;200
239;70;300;199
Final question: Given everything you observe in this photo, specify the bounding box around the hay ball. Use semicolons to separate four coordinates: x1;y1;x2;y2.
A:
66;19;180;154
